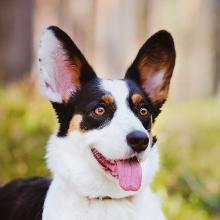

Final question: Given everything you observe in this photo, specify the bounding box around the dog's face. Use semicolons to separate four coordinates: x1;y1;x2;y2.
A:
38;26;175;198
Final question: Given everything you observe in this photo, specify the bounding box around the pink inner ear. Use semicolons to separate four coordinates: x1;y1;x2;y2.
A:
51;48;78;100
142;71;164;94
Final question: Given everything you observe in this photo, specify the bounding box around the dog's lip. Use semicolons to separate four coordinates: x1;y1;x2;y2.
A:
91;148;118;177
91;148;140;176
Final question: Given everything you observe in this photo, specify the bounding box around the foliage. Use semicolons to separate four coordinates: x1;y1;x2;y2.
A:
0;83;219;219
153;99;220;220
0;82;55;181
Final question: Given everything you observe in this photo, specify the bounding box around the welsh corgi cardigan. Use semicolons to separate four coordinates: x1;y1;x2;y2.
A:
0;26;176;220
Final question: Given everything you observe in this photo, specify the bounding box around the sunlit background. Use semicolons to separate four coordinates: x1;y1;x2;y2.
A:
0;1;220;219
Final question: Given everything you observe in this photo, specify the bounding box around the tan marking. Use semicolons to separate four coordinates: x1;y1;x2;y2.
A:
70;57;82;87
131;94;143;105
101;95;114;105
63;57;82;103
68;114;82;132
63;92;71;103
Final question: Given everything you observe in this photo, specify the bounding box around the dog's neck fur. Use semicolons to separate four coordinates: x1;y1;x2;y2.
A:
43;176;165;220
43;145;165;220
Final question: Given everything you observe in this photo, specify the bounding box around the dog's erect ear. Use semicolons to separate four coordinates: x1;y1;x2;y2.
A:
38;26;96;103
125;30;176;107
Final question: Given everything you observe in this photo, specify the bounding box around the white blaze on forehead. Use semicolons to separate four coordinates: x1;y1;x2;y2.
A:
101;79;145;134
101;80;129;106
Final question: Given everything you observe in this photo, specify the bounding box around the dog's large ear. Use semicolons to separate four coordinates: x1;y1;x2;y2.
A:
38;26;96;103
125;30;176;108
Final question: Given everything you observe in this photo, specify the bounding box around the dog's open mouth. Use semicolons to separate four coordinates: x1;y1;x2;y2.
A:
91;148;142;192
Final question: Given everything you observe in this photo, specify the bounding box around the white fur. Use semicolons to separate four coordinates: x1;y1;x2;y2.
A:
42;79;166;220
38;29;63;103
43;175;165;220
39;29;78;103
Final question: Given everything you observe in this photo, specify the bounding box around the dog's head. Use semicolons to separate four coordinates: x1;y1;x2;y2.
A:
38;26;175;199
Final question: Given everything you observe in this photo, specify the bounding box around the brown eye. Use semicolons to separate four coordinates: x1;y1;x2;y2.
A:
139;107;148;116
94;106;105;116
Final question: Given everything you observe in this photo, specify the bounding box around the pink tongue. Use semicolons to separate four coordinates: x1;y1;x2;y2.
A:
116;158;142;191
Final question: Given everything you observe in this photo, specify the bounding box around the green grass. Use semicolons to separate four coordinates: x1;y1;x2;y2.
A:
0;82;55;181
0;82;219;219
153;99;220;220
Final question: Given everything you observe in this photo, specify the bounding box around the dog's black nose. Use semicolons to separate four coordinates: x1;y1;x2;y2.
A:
126;130;149;153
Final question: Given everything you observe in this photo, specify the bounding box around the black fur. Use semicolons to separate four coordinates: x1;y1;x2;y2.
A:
52;102;73;137
53;78;117;136
0;177;51;220
126;79;161;122
74;79;116;131
152;136;157;147
125;30;176;111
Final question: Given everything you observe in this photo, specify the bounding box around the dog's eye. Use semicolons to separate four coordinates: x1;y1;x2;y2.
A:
139;107;148;116
94;106;105;116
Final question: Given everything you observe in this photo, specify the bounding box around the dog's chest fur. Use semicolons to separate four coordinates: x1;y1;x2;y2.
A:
43;178;165;220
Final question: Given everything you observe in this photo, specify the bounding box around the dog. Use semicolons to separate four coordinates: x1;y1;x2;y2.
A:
0;26;175;220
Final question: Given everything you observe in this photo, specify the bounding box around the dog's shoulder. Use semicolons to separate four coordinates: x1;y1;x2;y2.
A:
0;176;51;220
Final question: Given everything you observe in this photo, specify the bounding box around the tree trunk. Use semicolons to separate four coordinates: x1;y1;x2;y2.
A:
0;0;34;83
214;0;220;97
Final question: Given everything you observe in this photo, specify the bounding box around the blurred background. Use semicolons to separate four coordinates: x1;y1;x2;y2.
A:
0;0;220;219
